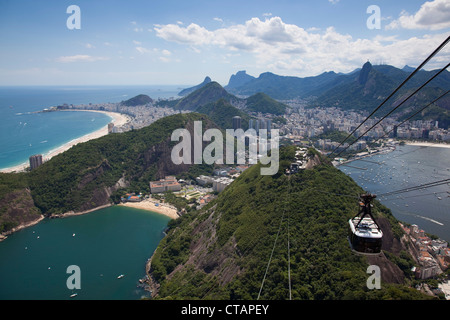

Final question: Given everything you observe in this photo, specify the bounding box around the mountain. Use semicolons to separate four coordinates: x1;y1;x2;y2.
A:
312;63;450;120
147;147;429;300
402;65;416;73
0;113;218;229
178;76;212;97
226;71;341;99
196;98;251;130
121;94;153;106
225;64;450;124
245;92;288;115
225;70;256;90
174;81;241;111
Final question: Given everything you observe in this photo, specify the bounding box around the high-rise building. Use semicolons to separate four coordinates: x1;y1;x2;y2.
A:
29;154;43;170
232;116;242;130
249;119;254;130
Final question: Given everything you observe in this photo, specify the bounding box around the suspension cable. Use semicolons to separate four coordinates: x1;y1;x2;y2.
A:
328;35;450;158
333;62;450;159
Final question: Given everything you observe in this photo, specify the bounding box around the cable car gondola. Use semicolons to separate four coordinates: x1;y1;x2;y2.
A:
348;193;383;255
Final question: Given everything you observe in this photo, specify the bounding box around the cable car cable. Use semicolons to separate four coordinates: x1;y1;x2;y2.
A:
327;35;450;159
333;62;450;159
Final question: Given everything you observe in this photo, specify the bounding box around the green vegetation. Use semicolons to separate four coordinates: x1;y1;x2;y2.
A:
149;146;430;300
0;113;216;225
245;92;288;115
121;94;153;106
175;82;238;111
196;98;251;130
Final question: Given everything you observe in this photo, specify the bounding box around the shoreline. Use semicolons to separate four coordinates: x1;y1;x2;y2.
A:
404;141;450;149
0;214;45;242
119;199;179;220
0;200;177;241
0;109;131;173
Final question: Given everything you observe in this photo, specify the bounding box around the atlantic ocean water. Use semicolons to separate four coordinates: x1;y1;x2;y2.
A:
0;85;180;169
0;85;179;300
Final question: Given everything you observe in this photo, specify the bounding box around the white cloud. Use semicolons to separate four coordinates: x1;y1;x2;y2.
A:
56;55;109;63
85;43;95;49
154;16;450;76
213;17;223;23
386;0;450;30
133;40;142;45
161;49;172;56
135;46;153;54
154;23;214;45
328;0;340;4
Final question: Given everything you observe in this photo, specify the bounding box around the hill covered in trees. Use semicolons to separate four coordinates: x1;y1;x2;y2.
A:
148;146;430;300
0;113;217;231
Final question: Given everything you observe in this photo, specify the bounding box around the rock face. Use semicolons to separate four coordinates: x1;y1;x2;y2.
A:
0;188;42;235
226;71;255;89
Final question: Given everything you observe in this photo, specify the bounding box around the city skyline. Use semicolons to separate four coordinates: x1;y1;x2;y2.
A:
0;0;449;86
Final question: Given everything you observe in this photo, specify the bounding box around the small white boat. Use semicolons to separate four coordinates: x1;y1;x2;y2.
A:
117;274;124;279
70;293;78;298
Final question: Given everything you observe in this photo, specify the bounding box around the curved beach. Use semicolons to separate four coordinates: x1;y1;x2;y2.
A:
119;199;179;220
0;110;131;173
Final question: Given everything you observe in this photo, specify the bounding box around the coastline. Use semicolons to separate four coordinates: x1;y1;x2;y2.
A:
404;141;450;149
0;214;45;242
0;200;177;241
119;199;179;220
0;109;131;173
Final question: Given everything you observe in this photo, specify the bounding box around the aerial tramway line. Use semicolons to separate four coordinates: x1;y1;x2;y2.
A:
257;36;450;299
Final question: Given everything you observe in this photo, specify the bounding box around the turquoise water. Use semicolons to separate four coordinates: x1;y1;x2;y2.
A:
0;85;180;170
0;206;170;300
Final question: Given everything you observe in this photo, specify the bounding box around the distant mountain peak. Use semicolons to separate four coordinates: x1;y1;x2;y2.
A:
178;76;212;96
358;61;373;85
226;70;255;89
402;65;416;72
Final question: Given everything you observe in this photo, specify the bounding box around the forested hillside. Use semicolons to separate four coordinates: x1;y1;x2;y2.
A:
148;146;429;300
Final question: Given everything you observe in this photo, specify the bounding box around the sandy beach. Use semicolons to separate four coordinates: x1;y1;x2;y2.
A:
0;110;131;173
119;199;179;220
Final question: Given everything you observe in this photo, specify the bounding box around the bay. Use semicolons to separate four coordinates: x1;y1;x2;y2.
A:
0;206;170;300
339;144;450;242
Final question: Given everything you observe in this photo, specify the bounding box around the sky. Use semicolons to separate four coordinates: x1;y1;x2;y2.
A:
0;0;449;86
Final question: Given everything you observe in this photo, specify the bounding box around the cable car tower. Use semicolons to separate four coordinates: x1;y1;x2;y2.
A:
348;194;383;255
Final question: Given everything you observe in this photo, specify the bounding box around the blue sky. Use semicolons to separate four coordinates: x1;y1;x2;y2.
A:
0;0;449;86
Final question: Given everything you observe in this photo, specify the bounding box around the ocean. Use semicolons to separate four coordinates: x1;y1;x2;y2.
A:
0;206;170;300
0;85;180;170
1;86;448;299
339;144;450;242
0;85;179;300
